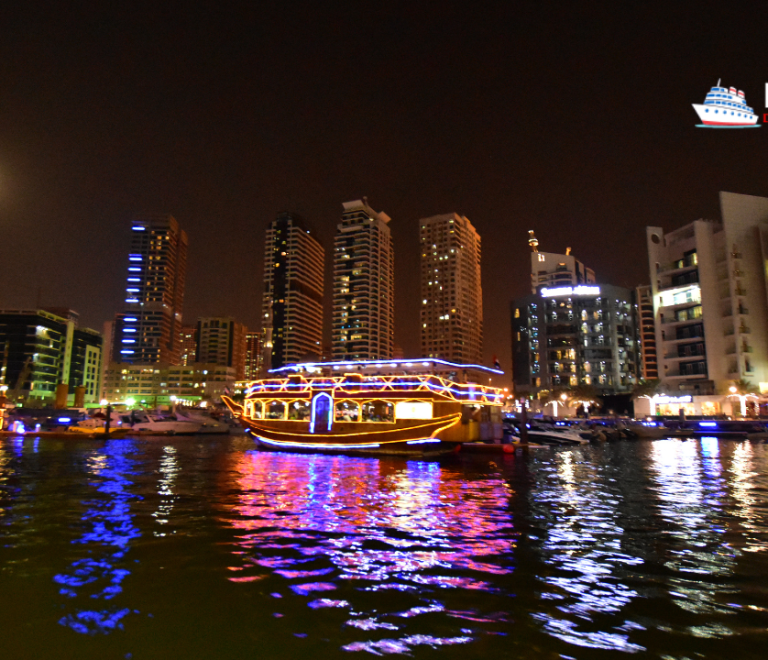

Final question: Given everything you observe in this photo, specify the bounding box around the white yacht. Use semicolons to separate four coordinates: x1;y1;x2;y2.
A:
119;412;201;435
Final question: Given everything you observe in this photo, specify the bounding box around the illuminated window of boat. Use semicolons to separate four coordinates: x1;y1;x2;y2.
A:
361;400;394;423
288;400;311;421
335;400;360;422
246;400;263;419
395;400;433;420
266;401;286;420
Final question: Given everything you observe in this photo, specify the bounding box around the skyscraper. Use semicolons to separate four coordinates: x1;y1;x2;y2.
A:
419;213;483;364
332;199;394;361
196;317;247;379
112;214;188;365
261;212;324;370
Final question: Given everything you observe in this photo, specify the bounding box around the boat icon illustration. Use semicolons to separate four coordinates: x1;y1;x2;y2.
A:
693;79;760;128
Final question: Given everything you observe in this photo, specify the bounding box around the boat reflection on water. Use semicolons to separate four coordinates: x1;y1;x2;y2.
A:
223;451;516;654
53;439;142;634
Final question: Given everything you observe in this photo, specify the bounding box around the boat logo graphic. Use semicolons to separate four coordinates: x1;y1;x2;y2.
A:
693;79;760;128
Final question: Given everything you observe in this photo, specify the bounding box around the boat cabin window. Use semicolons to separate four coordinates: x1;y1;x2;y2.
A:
394;400;433;420
288;400;311;421
335;400;360;422
361;400;394;423
246;401;263;419
265;400;286;420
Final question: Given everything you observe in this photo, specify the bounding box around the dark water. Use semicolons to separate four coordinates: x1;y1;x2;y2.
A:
1;435;767;659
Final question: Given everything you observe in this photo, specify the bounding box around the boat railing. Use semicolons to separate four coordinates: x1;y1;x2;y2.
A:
244;374;503;404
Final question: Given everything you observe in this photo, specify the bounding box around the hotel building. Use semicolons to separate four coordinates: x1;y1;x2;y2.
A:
419;213;483;364
528;231;595;293
512;285;639;397
112;214;188;365
261;212;324;370
332;199;394;361
644;191;768;413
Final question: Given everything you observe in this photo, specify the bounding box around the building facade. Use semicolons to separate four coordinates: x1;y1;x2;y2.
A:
195;317;247;380
635;285;658;380
332;199;394;361
646;191;768;398
102;363;235;406
112;214;188;365
511;285;639;396
179;325;197;366
261;212;324;371
419;213;483;364
0;308;103;406
527;231;596;293
244;330;262;380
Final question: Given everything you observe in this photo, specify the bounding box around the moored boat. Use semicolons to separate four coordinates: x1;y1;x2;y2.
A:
222;359;505;454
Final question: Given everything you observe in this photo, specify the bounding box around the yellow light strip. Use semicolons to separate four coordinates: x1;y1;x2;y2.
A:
242;413;462;439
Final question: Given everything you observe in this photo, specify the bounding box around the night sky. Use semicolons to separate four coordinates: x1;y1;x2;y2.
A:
2;2;768;380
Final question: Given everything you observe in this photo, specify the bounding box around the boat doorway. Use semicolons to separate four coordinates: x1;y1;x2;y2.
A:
310;393;333;433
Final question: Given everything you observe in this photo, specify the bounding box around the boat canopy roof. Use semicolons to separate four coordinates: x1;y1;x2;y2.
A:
269;358;504;380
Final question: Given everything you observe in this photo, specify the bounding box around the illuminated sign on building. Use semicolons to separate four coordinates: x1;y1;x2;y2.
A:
540;285;601;297
652;395;692;404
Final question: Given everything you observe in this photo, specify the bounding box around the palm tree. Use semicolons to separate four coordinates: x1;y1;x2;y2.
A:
538;388;570;417
567;384;601;417
631;379;663;416
728;379;759;417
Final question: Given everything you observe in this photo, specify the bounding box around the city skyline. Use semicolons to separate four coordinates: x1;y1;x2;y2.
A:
2;3;768;373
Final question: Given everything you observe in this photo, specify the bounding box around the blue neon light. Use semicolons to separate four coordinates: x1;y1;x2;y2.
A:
406;438;441;445
245;379;501;402
125;298;139;303
127;278;141;282
699;421;718;428
132;226;146;231
270;357;504;375
309;392;333;434
126;288;140;293
256;436;380;450
123;328;136;333
124;317;138;322
128;257;142;262
57;417;71;423
120;350;135;354
128;267;142;272
122;339;135;343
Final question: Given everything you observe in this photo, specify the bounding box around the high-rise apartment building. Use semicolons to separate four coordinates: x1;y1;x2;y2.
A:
195;317;247;380
244;330;262;380
112;214;188;365
261;212;324;370
527;231;595;293
646;191;768;399
332;199;394;361
635;285;658;380
419;213;483;364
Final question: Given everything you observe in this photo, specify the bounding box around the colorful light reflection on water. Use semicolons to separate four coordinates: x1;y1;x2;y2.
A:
0;436;767;658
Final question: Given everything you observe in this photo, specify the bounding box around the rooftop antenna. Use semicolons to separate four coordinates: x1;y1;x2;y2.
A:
528;230;539;253
717;78;721;86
